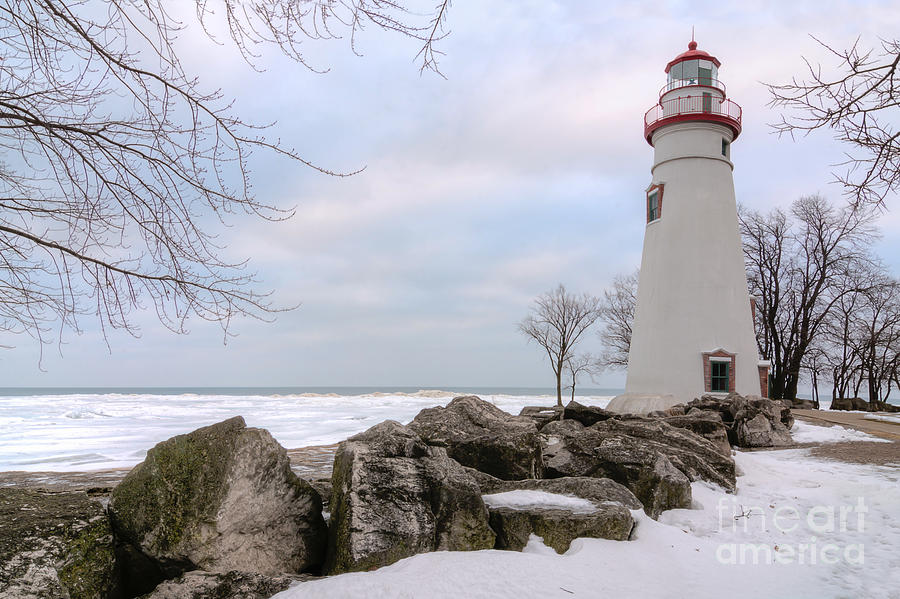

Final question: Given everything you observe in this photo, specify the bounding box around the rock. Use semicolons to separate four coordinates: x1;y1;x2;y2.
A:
325;421;495;575
0;488;117;599
686;396;735;423
541;419;586;437
686;393;794;448
883;403;900;413
488;505;634;553
518;406;564;429
663;412;732;456
830;397;853;411
592;418;736;491
842;397;870;411
138;570;304;599
463;468;642;510
791;399;817;410
733;413;793;447
308;479;332;511
562;400;616;427
729;396;793;448
541;424;692;518
109;416;326;580
410;395;543;480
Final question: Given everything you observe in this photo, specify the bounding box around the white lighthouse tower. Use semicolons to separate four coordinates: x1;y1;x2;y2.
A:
608;40;768;414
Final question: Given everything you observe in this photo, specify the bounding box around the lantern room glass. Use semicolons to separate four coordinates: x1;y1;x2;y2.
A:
667;60;719;90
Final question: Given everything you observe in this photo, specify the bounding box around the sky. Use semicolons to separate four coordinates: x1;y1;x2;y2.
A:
4;0;900;388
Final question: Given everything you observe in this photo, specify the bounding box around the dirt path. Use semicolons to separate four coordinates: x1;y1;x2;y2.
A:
789;410;900;466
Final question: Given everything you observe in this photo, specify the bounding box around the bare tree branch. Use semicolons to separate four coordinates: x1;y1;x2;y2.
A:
767;37;900;207
0;0;451;357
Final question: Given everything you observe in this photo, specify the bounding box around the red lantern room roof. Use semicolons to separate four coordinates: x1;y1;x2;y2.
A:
665;41;721;73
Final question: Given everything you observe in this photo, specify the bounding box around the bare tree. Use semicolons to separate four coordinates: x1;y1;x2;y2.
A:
820;280;866;403
767;37;900;207
850;277;900;409
597;270;638;369
519;284;603;406
563;352;601;403
0;1;450;355
740;195;878;401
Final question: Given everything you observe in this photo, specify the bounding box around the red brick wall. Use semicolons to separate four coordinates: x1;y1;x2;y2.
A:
758;364;769;398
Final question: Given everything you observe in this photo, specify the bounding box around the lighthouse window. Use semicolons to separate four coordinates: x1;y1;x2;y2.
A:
681;60;699;82
647;186;662;223
711;362;730;392
722;139;730;157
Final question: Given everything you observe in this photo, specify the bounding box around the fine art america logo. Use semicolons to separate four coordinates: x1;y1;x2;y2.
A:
716;497;867;565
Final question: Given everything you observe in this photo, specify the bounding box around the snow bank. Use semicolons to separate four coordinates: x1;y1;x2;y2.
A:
790;420;891;444
482;490;598;514
864;413;900;426
274;449;900;599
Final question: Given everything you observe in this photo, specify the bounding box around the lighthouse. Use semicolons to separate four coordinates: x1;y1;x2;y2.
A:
608;40;769;414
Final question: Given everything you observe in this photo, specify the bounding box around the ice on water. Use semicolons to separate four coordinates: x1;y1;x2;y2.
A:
0;390;613;472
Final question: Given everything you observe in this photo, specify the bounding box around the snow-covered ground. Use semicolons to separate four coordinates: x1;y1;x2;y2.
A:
278;448;900;599
0;391;612;472
790;420;893;444
865;413;900;426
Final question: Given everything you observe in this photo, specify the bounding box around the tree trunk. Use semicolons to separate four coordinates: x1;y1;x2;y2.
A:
555;365;563;407
811;370;820;409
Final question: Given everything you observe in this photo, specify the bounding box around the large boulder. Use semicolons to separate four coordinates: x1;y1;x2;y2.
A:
685;393;794;448
831;397;870;411
410;395;543;480
486;504;634;553
830;397;853;411
109;417;326;580
518;406;564;430
464;468;642;510
139;570;302;599
0;488;117;599
562;401;616;427
541;420;692;519
325;421;495;575
728;396;793;448
791;399;817;410
592;418;736;491
663;412;732;457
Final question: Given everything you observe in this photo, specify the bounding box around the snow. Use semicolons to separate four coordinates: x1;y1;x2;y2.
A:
276;449;900;599
482;490;598;514
864;413;900;426
790;420;892;444
3;389;897;597
0;391;612;472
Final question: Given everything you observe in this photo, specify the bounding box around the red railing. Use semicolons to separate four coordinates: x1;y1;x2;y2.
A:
644;95;742;143
659;77;727;97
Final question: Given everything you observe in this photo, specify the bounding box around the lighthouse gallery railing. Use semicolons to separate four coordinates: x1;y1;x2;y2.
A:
644;96;742;132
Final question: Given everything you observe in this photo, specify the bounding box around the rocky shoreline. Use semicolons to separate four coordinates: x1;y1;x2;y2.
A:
0;393;851;599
